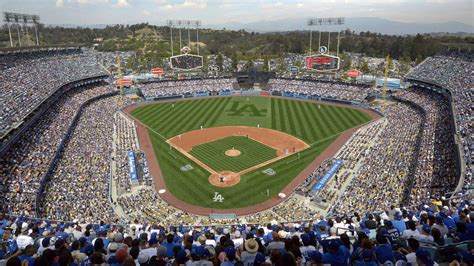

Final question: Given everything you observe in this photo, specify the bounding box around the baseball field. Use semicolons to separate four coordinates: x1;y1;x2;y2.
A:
129;96;373;211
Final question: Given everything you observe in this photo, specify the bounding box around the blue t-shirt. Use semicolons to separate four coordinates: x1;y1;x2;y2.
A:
163;242;178;258
18;255;36;266
375;244;394;264
322;245;350;266
392;220;406;234
443;217;456;230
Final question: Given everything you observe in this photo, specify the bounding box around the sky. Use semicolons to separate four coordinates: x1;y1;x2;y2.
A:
1;0;473;27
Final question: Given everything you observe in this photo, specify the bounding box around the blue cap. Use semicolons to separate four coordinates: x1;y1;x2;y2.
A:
422;224;431;233
225;246;236;261
149;238;159;245
176;250;188;263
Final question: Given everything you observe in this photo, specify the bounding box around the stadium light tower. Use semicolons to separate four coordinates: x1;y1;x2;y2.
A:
166;20;202;56
307;17;344;56
3;12;41;47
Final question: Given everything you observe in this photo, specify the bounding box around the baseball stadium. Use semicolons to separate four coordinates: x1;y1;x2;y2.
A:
0;3;473;265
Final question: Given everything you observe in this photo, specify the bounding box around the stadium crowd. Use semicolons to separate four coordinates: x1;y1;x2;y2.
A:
1;197;473;265
139;79;234;99
1;48;473;265
267;79;371;102
332;102;423;215
40;95;132;223
405;55;473;196
397;88;458;204
0;49;107;137
0;85;112;216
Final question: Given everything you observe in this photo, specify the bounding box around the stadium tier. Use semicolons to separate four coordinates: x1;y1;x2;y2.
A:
0;48;109;152
0;51;473;265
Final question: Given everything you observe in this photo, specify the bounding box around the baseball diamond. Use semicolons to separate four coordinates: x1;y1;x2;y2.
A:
189;136;278;173
126;96;376;212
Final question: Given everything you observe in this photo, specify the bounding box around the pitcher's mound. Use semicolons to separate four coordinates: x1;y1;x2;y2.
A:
209;171;241;187
225;149;241;157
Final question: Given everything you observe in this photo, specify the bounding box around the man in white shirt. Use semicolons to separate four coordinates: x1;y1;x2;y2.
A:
402;220;421;239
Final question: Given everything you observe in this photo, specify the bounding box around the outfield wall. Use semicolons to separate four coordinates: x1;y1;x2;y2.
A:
143;89;364;108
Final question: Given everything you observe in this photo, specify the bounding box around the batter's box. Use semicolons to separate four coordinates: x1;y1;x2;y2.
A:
180;164;193;171
262;168;276;176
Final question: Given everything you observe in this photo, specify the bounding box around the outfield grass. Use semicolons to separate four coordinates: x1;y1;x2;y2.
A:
190;136;278;173
131;96;372;209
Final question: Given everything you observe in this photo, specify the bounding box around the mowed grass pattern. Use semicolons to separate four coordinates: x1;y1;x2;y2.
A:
190;136;278;173
131;96;372;209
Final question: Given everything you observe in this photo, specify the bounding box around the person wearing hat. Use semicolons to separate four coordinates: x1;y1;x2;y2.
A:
193;246;213;266
106;242;119;263
418;224;434;242
322;239;350;265
392;213;407;234
432;216;449;238
197;234;207;247
221;246;237;266
299;233;316;263
241;238;260;266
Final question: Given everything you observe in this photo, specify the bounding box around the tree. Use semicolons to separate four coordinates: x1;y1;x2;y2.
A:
216;53;224;70
360;59;370;74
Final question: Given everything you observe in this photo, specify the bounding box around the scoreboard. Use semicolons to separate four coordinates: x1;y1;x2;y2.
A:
304;54;340;71
170;54;203;70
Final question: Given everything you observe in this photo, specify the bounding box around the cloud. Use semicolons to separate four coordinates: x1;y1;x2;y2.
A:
115;0;129;7
56;0;64;7
158;0;207;10
142;10;151;16
181;0;207;9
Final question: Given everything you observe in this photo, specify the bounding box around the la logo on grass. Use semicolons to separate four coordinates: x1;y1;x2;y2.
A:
213;192;224;202
227;101;267;117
